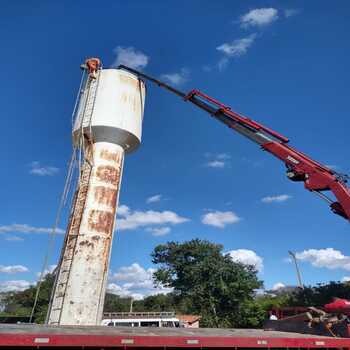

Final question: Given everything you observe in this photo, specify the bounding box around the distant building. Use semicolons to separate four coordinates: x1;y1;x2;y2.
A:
177;315;201;328
102;312;180;328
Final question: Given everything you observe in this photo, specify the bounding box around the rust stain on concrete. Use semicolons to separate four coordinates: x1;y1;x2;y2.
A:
94;186;117;207
79;240;94;248
88;209;114;234
100;149;122;163
119;75;138;88
96;165;120;184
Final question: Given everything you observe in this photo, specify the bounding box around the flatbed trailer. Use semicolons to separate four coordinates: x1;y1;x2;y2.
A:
1;324;350;349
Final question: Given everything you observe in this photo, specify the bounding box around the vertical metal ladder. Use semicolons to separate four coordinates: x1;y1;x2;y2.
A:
48;160;92;325
80;72;101;133
47;73;100;325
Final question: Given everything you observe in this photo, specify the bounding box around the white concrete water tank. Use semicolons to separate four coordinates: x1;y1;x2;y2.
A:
73;68;146;153
47;64;146;326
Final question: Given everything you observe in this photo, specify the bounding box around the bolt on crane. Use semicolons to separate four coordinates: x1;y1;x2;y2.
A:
119;65;350;222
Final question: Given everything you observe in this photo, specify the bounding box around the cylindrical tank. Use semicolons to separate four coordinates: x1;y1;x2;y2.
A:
47;63;145;326
73;69;145;152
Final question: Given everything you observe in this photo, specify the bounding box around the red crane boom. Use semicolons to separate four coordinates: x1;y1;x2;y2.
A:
119;65;350;221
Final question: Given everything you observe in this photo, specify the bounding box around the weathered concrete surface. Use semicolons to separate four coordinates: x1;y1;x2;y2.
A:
48;142;124;326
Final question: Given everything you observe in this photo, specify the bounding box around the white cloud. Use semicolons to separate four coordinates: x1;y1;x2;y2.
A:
295;248;350;271
146;194;162;204
205;153;231;168
342;276;350;283
108;263;172;299
217;153;231;160
146;226;171;236
0;280;32;292
4;236;24;242
161;68;189;86
272;282;285;291
107;283;144;300
0;265;28;274
283;257;292;263
116;207;189;231
0;224;65;235
240;8;278;28
217;34;256;58
261;194;291;203
113;46;149;70
202;211;240;228
218;57;229;71
37;264;57;279
284;9;299;18
227;249;263;272
112;263;151;283
117;205;130;216
30;161;59;176
206;160;226;168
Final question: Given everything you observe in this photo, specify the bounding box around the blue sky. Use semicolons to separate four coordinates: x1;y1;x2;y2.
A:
1;1;350;298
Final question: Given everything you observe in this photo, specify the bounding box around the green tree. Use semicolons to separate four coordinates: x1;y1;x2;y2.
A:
151;239;263;328
141;294;175;312
288;281;350;307
103;294;133;313
0;273;55;323
254;291;293;323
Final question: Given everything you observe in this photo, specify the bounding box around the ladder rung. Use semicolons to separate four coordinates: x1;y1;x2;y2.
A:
53;294;65;298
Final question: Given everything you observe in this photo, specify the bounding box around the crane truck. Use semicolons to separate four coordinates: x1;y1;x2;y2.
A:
118;65;350;222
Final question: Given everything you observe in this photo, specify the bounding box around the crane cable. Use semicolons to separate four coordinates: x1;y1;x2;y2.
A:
29;148;77;323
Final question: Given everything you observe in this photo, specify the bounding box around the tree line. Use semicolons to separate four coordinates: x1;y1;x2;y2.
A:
1;239;350;327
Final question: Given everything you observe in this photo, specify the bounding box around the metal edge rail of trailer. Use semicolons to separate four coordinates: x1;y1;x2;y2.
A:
1;325;350;349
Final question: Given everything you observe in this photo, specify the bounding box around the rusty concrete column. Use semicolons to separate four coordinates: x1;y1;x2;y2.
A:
48;142;124;325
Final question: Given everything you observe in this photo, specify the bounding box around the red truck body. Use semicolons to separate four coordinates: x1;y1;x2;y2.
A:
1;324;350;349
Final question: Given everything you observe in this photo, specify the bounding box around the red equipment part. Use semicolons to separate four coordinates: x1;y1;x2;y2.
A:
324;298;350;313
118;65;350;222
1;324;350;348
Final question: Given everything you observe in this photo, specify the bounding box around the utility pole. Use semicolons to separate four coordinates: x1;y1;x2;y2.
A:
288;251;304;289
129;298;133;313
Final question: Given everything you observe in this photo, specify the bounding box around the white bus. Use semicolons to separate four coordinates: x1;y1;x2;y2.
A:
101;312;181;328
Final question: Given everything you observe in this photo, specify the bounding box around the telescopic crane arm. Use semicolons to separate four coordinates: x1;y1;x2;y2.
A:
119;65;350;222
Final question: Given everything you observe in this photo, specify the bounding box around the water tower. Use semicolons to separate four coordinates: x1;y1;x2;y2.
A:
46;58;145;326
